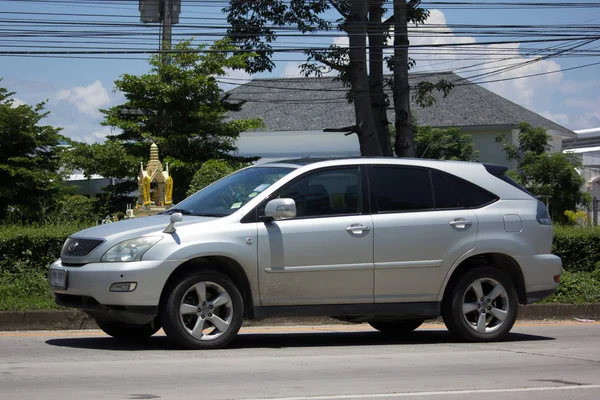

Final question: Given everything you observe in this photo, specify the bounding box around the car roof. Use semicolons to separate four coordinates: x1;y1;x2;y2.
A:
260;157;485;168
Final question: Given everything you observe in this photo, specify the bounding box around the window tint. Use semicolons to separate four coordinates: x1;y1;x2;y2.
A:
432;170;497;209
277;167;361;218
370;167;433;212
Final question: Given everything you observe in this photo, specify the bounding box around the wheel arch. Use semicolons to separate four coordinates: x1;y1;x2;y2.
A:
159;256;256;319
439;252;527;305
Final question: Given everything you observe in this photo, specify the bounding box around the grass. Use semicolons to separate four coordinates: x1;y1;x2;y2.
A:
1;268;599;312
0;269;59;311
540;270;600;304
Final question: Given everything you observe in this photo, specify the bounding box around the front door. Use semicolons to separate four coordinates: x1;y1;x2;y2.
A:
257;166;374;306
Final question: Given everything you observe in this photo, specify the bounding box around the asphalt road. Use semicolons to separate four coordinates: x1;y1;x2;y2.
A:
1;322;599;400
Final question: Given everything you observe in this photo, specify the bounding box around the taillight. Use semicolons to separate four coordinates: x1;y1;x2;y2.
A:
536;201;551;225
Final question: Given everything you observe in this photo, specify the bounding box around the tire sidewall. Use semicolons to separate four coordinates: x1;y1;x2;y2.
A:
160;271;244;350
446;267;519;342
95;319;160;340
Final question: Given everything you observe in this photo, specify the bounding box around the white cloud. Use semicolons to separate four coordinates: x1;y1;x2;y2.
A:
560;79;600;95
9;98;26;108
405;9;562;107
219;68;252;92
540;110;571;126
333;35;349;48
56;80;111;117
91;126;113;141
281;61;305;77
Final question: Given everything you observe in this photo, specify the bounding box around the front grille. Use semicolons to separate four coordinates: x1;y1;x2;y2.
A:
61;238;104;258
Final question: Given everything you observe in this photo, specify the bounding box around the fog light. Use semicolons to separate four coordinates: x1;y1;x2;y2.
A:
554;275;561;283
109;282;137;292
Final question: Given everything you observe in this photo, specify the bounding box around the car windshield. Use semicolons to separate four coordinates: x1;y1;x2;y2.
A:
164;166;295;217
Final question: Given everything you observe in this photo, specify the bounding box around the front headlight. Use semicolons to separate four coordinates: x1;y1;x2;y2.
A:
101;237;162;262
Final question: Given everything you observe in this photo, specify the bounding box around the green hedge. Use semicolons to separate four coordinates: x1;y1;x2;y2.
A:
1;223;600;310
1;223;599;273
0;223;91;274
552;225;600;273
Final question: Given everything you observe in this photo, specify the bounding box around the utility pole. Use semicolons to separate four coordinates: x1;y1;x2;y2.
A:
139;0;180;65
161;0;173;65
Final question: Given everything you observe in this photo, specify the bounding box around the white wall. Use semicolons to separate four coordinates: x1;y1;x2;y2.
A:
466;129;516;168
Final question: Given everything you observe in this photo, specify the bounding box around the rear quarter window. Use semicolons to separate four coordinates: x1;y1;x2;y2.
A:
432;170;498;209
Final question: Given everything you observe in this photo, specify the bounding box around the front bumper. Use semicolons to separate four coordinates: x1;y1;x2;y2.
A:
517;254;562;304
49;258;181;308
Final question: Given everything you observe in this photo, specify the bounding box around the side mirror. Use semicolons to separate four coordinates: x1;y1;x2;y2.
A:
264;198;296;221
163;212;183;233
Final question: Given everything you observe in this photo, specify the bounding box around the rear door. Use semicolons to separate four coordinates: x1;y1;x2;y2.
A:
369;165;491;303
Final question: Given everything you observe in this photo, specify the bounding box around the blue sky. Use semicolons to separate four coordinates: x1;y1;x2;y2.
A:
1;0;599;143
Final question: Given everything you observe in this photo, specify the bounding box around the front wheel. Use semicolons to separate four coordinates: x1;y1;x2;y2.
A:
369;320;423;335
160;271;244;350
95;319;160;341
442;267;519;342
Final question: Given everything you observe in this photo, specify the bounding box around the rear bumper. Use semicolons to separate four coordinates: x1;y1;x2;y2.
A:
517;254;562;304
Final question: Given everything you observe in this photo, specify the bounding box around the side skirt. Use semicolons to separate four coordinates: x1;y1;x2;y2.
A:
252;302;440;321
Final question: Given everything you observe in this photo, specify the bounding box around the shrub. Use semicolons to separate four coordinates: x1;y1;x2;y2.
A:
541;270;600;304
0;222;91;274
0;260;58;310
186;159;247;197
552;225;600;273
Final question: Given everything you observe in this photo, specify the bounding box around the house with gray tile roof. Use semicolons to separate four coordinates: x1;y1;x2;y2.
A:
226;72;575;168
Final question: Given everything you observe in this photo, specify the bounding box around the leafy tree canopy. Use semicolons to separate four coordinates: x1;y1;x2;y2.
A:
61;139;140;180
0;82;67;222
497;122;587;223
187;159;242;197
414;126;478;161
101;38;263;202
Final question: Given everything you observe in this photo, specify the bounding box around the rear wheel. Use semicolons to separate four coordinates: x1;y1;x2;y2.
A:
160;271;243;350
95;319;160;341
369;320;423;335
442;267;518;342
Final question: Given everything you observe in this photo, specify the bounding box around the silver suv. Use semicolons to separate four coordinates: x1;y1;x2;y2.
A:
49;158;562;349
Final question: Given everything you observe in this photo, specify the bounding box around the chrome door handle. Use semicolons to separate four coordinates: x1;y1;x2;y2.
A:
449;219;472;229
345;224;371;234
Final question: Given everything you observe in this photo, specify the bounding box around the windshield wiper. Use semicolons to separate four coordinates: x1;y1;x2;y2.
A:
191;213;228;217
158;209;227;217
158;208;194;215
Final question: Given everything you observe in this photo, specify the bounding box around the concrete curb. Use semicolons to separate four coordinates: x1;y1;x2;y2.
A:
1;304;599;332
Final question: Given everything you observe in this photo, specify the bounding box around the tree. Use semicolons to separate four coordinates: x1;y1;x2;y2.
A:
224;0;453;157
61;140;139;180
102;39;263;202
497;123;588;223
61;140;141;216
413;126;478;161
0;82;67;222
187;159;237;197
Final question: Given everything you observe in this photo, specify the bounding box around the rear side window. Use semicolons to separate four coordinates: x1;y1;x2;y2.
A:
484;163;533;196
370;166;434;212
432;170;498;209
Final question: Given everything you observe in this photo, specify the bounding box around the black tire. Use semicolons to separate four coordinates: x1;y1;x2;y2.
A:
369;320;424;335
159;271;244;350
442;267;519;342
95;319;160;341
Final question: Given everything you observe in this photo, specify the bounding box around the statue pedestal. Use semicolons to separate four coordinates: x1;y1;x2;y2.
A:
134;205;171;218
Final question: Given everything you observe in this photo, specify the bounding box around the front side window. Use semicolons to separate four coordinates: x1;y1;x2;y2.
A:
370;166;434;213
275;167;362;218
168;166;294;217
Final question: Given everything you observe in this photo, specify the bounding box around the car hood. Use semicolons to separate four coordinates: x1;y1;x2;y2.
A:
72;215;219;241
61;214;220;264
